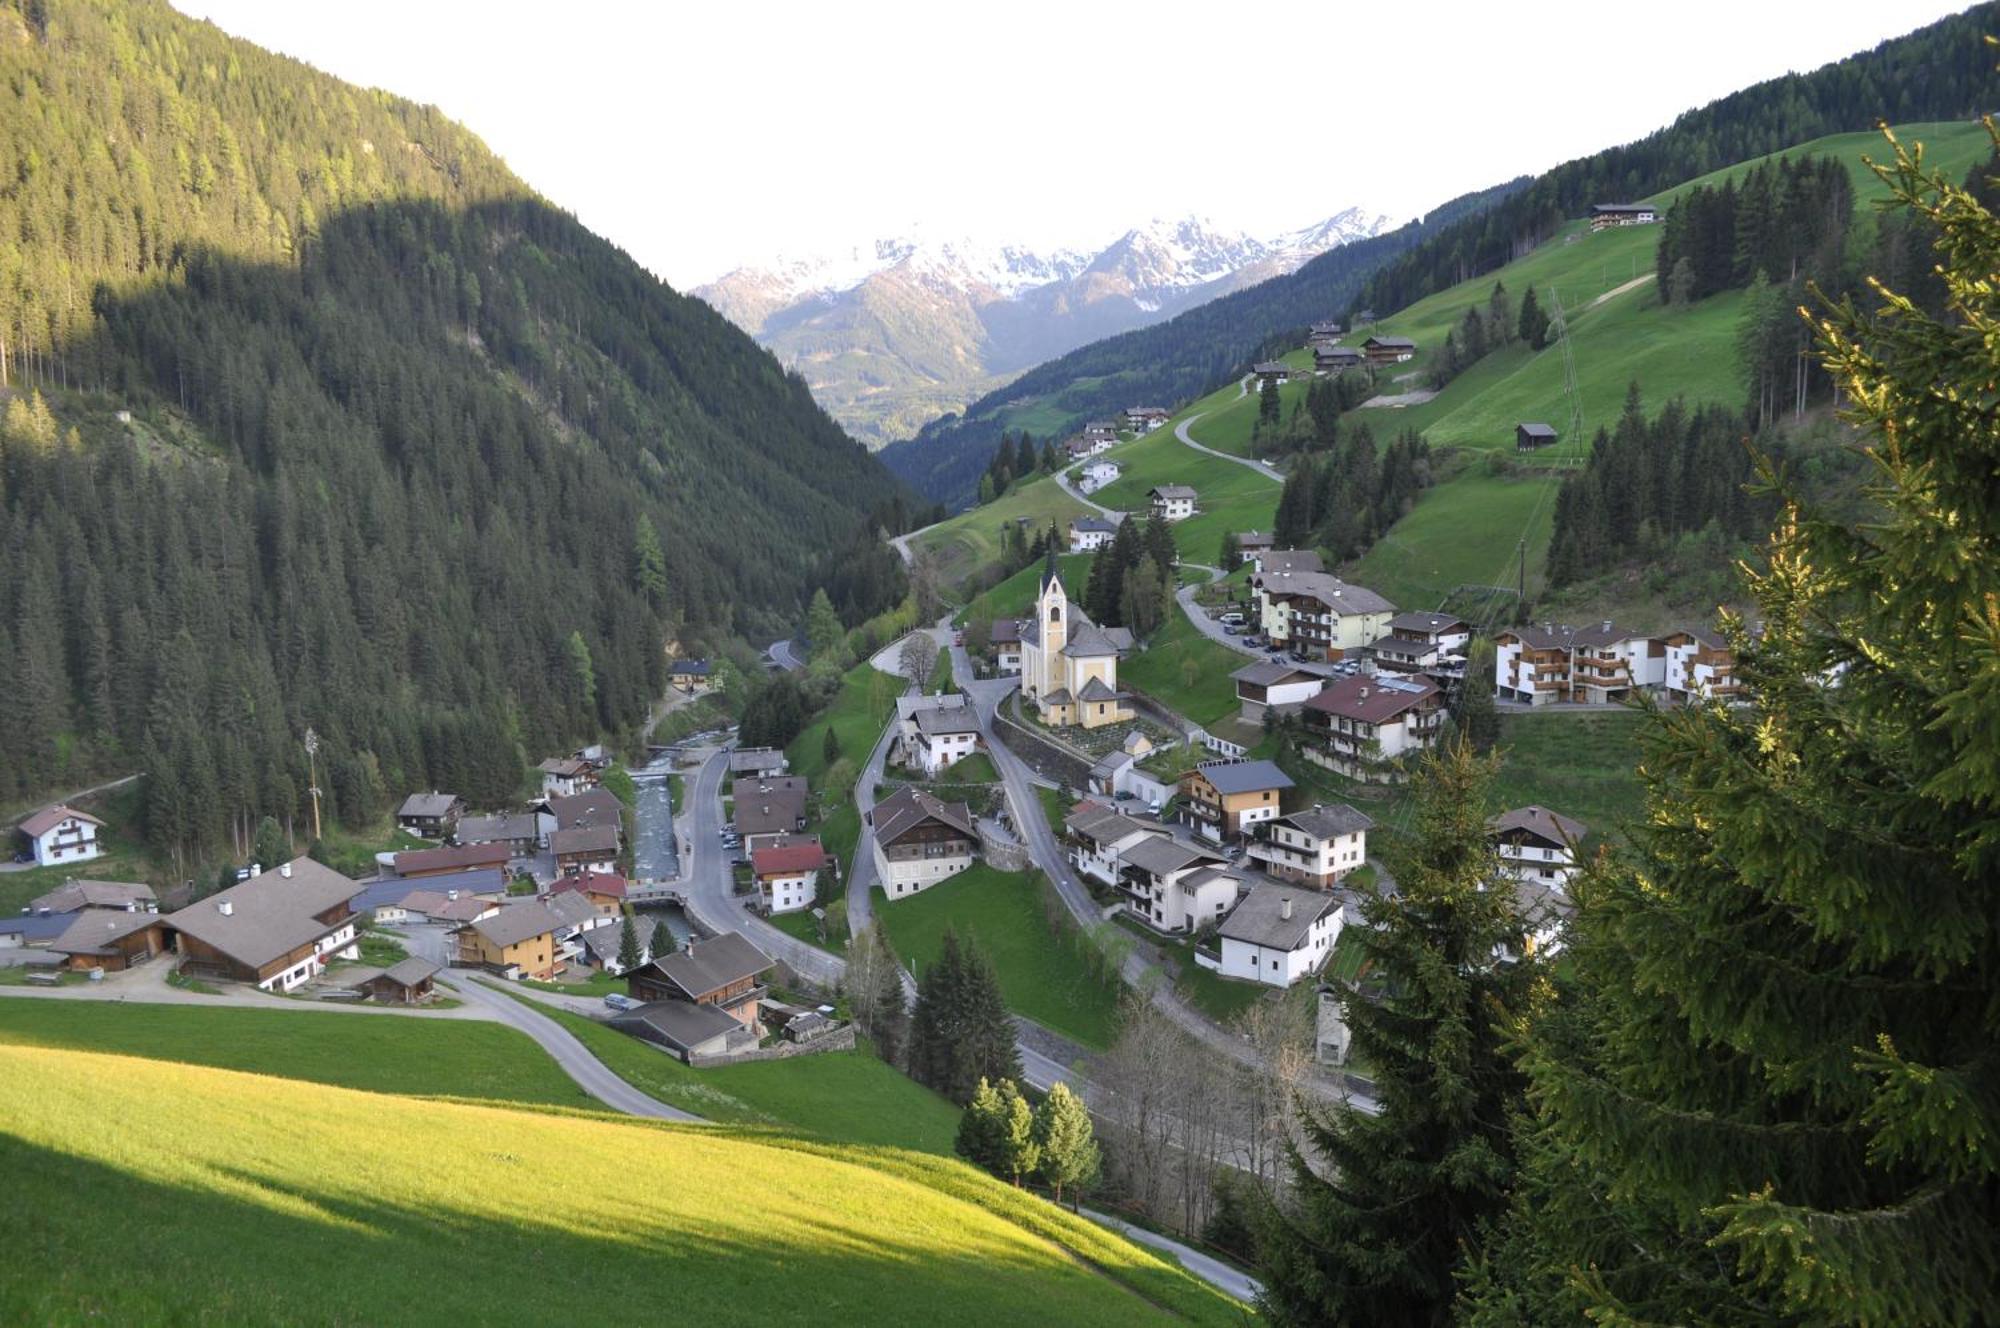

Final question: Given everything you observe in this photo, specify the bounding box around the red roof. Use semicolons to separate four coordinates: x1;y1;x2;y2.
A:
752;838;828;877
550;871;628;899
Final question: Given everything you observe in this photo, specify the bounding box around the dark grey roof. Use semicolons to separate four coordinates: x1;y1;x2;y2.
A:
1121;834;1217;878
457;813;540;844
1065;801;1152;847
397;791;461;819
869;787;976;845
1193;759;1294;796
914;706;980;737
1365;336;1416;349
1070;517;1118;534
1386;611;1469;634
668;658;712;676
163;858;359;970
1150;484;1198;500
579;919;656;963
728;748;788;775
1231;660;1319;688
1265;571;1395;615
551;824;620;856
1255;550;1324;577
544;788;623;833
353;868;504;914
1219;884;1340;950
735;787;807;837
540;891;602;931
1075;676;1128;703
47;908;162;956
1280;803;1376;839
615;999;741;1052
1252;360;1290;374
379;956;442;988
649;931;773;999
27;878;155;914
1518;421;1558;438
1591;202;1655;213
0;913;74;944
463;901;563;948
1489;805;1588;846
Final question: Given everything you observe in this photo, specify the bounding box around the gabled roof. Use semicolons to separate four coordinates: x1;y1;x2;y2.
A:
1386;611;1469;635
732;774;808;801
18;804;103;839
461;901;562;949
579;919;658;964
1488;805;1588;847
541;890;603;931
396;791;461;819
752;835;829;877
162;858;358;971
645;931;773;1000
549;870;629;899
1069;517;1118;534
735;787;807;837
393;843;511;875
1264;571;1395;615
1305;673;1439;724
1231;660;1320;689
27;878;155;915
1364;335;1416;349
869;787;976;846
1278;803;1376;839
914;706;980;738
615;999;742;1052
668;658;712;676
456;813;540;844
1076;676;1128;704
1235;529;1275;547
1255;549;1324;577
47;908;162;957
1252;360;1290;374
1219;884;1340;951
1063;622;1124;658
1192;759;1294;796
551;824;620;857
429;896;496;923
544;788;623;832
1120;834;1218;878
1150;484;1197;500
1591;202;1655;214
537;757;592;778
1064;800;1153;848
988;618;1021;645
379;956;443;988
1517;421;1558;439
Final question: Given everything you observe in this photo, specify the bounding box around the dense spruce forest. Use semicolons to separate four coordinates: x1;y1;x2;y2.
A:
0;0;905;863
1347;3;2000;321
879;181;1524;505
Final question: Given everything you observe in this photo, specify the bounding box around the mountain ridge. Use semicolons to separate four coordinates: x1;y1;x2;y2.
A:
696;209;1388;445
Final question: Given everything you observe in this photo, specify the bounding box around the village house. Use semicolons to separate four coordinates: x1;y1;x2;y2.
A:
1149;485;1197;522
1252;360;1294;386
1209;885;1344;989
348;877;424;924
1063;800;1157;887
1018;566;1135;730
1489;805;1589;892
1301;669;1444;779
1260;572;1396;660
1124;406;1170;432
668;658;713;692
455;813;542;861
894;692;981;777
1247;803;1373;888
394;791;463;839
1083;420;1118;446
1663;629;1741;703
1374;611;1472;679
751;835;830;915
162;858;360;992
27;878;155;915
1116;835;1239;934
1087;750;1177;810
989;617;1023;675
732;775;809;847
1307;319;1344;348
626;931;773;1046
1589;202;1658;230
1314;345;1365;375
573;915;662;976
17;805;104;869
1362;335;1416;365
546;869;630;914
402;888;500;927
392;842;512;879
1064;433;1112;460
1068;516;1118;552
537;757;598;800
353;956;444;1004
1252;547;1323;579
868;787;977;900
1516;421;1559;452
1233;529;1276;560
1077;459;1122;494
552;824;620;876
47;909;168;973
453;900;564;980
728;748;789;778
543;786;624;836
1493;621;1666;706
1179;758;1294;843
541;888;617;968
1231;660;1325;724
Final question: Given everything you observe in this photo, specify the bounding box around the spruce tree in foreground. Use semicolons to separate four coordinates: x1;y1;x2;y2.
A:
1033;1082;1100;1210
956;1078;1007;1173
1252;740;1533;1327
616;911;641;971
1463;126;2000;1327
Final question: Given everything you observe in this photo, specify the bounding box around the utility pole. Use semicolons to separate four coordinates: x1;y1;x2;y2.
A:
304;727;323;843
1517;537;1527;611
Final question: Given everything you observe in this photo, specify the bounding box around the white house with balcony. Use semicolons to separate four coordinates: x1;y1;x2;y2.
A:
1078;460;1122;494
1494;621;1664;706
1148;485;1197;522
1488;805;1588;891
1116;834;1239;934
17;804;104;868
1068;517;1118;552
1063;800;1156;887
1248;803;1374;888
1375;612;1471;678
1300;670;1443;780
1208;884;1345;988
1663;629;1742;702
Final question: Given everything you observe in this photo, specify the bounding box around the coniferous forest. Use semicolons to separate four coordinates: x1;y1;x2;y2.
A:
0;0;906;861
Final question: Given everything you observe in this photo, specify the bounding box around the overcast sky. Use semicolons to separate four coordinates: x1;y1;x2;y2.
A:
178;1;1967;289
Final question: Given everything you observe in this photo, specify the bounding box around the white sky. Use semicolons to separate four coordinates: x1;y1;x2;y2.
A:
177;1;1969;289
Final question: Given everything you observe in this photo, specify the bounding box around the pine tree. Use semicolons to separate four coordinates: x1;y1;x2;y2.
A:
1517;286;1549;349
1259;373;1281;425
871;950;908;1066
1033;1081;1100;1209
956;1077;1008;1173
1218;531;1242;572
805;588;844;662
822;725;840;766
960;938;1023;1095
616;910;641;970
1464;125;2000;1328
1252;740;1533;1327
632;513;667;606
995;1079;1041;1187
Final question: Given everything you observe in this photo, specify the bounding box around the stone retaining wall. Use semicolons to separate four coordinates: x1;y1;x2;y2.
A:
991;710;1092;791
689;1021;856;1067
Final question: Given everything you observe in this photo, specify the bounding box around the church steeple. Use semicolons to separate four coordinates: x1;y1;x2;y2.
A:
1040;541;1060;593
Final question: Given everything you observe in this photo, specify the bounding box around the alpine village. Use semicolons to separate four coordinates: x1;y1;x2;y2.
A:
1;2;1997;1324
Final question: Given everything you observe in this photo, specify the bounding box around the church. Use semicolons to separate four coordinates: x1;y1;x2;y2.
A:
1019;562;1135;730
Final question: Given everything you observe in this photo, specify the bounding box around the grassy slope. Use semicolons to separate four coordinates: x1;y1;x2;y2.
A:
1347;462;1559;612
1118;606;1247;729
0;1045;1240;1326
910;472;1093;590
0;1000;593;1107
956;554;1092;628
875;865;1121;1049
1490;709;1652;842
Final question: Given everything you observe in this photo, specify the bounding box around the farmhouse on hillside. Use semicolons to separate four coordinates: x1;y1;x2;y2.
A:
1178;758;1295;844
1489;805;1589;891
1077;459;1122;494
1124;406;1169;432
1252;360;1293;386
894;692;980;777
1589;202;1658;230
1362;335;1416;364
162;858;360;992
17;804;104;869
1315;345;1365;375
1148;485;1197;522
867;787;978;900
395;791;464;839
668;658;713;691
1068;517;1118;552
751;835;830;915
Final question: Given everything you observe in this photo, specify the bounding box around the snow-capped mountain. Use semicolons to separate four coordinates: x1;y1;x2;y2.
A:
693;209;1390;447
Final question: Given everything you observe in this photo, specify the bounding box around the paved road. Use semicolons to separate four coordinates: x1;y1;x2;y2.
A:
1174;563;1264;662
1054;468;1124;519
767;638;806;672
844;701;901;939
1086;1208;1263;1303
1173;409;1284;484
676;747;845;989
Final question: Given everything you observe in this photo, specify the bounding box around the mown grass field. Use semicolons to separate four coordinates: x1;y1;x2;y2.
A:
0;1000;594;1107
0;1044;1241;1326
910;471;1094;591
1491;708;1651;843
1090;417;1281;568
787;657;902;790
956;553;1092;628
1118;603;1248;728
876;864;1122;1049
1345;462;1560;615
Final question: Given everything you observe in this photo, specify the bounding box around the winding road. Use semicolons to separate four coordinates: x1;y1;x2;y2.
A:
1173;409;1284;484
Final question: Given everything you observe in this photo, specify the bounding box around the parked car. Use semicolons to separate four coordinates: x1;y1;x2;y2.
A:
604;993;640;1012
1218;611;1246;627
1222;623;1241;636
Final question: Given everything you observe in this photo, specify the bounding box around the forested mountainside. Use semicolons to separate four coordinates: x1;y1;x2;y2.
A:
1347;2;2000;319
879;181;1522;505
0;0;902;857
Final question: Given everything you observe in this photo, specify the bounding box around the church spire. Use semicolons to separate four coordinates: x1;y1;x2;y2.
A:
1040;540;1060;593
